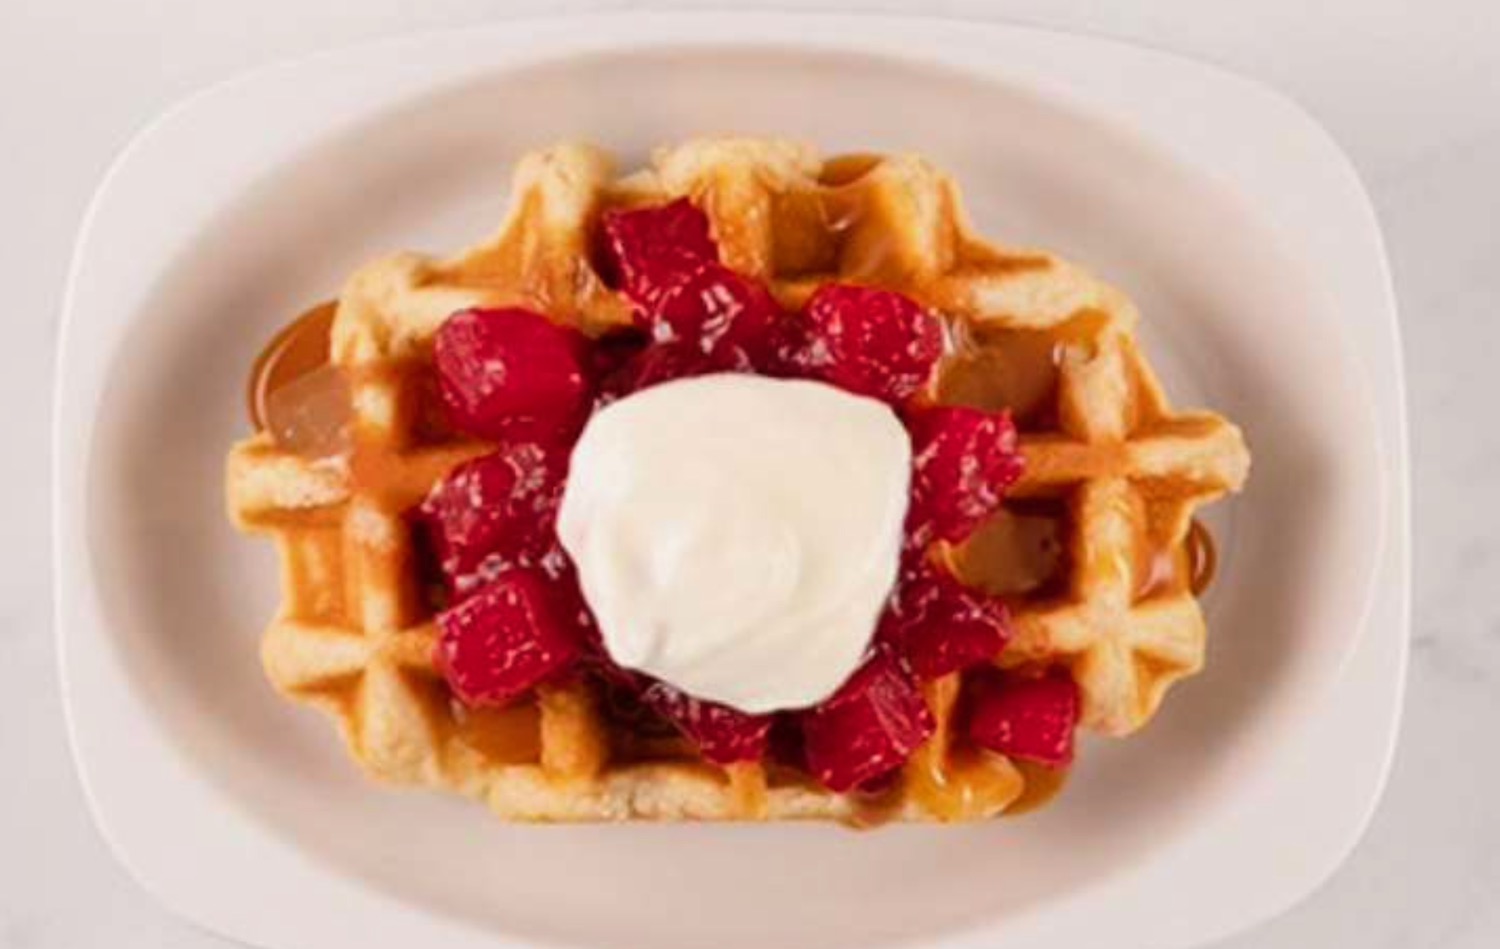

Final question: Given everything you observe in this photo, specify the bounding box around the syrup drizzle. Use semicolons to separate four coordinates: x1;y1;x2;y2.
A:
947;502;1068;597
1137;519;1219;600
1187;519;1218;596
1004;760;1070;817
247;301;336;429
247;301;352;457
451;699;543;763
935;312;1109;430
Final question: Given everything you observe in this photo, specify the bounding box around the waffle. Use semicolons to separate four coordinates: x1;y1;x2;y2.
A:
226;138;1249;822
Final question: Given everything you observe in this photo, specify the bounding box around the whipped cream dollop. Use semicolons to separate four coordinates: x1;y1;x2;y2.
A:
557;375;911;713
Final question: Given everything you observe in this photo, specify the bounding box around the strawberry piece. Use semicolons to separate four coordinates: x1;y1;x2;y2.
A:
784;284;943;404
765;312;813;380
589;327;652;382
599;344;704;400
905;405;1024;546
598;341;756;403
599;198;719;310
413;443;568;596
800;649;935;792
598;200;782;371
766;713;809;772
435;570;583;707
879;559;1011;679
594;673;682;741
547;560;599;644
640;681;772;764
650;261;781;359
433;307;592;441
965;669;1080;767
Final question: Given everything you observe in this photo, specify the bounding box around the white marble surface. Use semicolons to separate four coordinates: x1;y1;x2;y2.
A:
3;1;1495;946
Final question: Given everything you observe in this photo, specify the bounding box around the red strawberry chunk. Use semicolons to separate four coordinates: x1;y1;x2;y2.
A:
801;649;935;792
414;443;567;596
766;311;813;379
905;405;1024;546
547;561;599;644
879;560;1011;679
965;669;1080;767
433;307;592;441
599;198;719;309
640;681;772;764
599;341;756;403
650;261;781;359
784;284;943;404
766;713;808;772
435;570;583;707
589;327;652;382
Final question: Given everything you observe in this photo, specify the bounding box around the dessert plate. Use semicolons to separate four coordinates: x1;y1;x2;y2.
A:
54;13;1407;949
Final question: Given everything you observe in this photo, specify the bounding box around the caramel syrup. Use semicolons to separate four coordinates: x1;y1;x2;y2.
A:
1137;519;1219;600
935;311;1109;430
451;699;543;763
771;153;875;278
247;301;352;457
726;762;770;819
947;501;1068;597
905;745;1025;822
891;677;1026;823
951;503;1216;604
817;153;884;187
1004;761;1070;817
247;301;336;429
1187;519;1218;595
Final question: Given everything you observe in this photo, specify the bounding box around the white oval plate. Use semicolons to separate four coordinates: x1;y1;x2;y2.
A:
54;13;1408;949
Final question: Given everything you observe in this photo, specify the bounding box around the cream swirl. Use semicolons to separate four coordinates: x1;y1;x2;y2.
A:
557;374;910;713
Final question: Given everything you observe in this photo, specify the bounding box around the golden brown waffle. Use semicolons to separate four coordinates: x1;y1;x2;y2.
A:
226;138;1249;822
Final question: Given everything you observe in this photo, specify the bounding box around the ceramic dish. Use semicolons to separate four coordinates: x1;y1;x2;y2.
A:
54;13;1408;949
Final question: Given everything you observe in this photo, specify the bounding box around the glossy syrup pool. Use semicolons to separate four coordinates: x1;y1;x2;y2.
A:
451;698;542;764
246;300;351;456
935;310;1110;431
947;500;1070;598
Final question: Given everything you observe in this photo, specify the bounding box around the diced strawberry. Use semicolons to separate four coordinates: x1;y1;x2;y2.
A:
433;307;592;441
589;327;652;381
592;672;680;739
547;560;599;644
597;198;786;375
878;559;1011;679
650;261;781;359
965;668;1080;768
904;405;1024;546
854;768;902;795
435;570;582;707
598;198;719;309
800;649;935;792
783;284;943;404
639;681;772;764
413;443;567;596
599;344;702;399
598;341;756;402
765;311;813;379
766;713;809;772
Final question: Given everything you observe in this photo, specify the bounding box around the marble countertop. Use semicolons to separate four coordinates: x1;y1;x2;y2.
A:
3;1;1494;946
